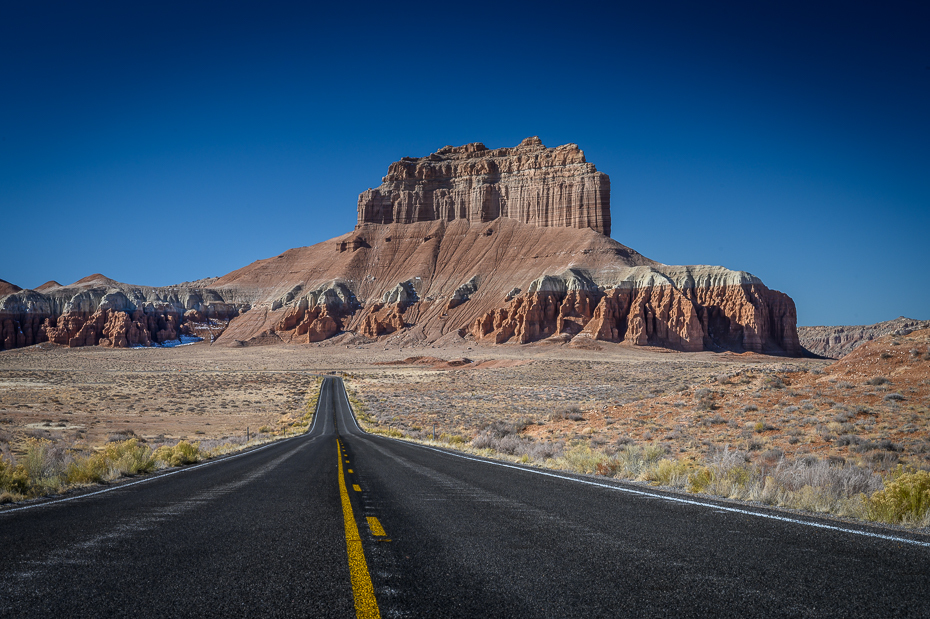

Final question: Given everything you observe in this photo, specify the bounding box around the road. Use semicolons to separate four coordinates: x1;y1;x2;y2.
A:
1;376;929;617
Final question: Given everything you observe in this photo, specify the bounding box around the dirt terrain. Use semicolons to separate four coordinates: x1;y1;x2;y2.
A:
1;331;927;525
0;340;801;454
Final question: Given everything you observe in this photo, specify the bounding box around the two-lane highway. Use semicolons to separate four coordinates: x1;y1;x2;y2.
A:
2;376;929;617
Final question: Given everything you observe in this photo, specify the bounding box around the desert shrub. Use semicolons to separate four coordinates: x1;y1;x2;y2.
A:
557;444;608;475
694;389;716;411
612;444;666;478
867;468;930;524
65;456;107;484
0;456;29;496
526;440;562;461
742;404;758;413
550;406;584;422
68;439;156;483
688;466;714;493
762;375;785;390
644;458;691;487
837;381;854;389
154;440;200;467
753;421;776;433
836;434;862;447
866;377;891;386
20;438;72;493
883;393;905;402
774;458;880;498
98;439;156;476
760;449;784;463
880;352;893;359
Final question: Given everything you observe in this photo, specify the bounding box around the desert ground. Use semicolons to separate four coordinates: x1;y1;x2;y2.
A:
0;337;822;452
2;331;928;525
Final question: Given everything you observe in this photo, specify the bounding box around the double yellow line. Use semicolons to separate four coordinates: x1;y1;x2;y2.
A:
337;439;381;618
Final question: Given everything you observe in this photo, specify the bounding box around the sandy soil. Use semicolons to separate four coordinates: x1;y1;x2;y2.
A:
1;332;927;474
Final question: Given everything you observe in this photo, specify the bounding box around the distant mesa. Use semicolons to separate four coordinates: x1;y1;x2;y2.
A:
1;137;801;355
798;316;930;359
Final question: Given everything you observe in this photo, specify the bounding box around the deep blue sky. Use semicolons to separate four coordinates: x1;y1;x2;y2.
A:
1;1;927;326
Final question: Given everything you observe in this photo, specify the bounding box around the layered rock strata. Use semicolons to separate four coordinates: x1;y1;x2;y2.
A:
798;317;930;358
212;218;800;355
0;274;250;350
358;137;611;236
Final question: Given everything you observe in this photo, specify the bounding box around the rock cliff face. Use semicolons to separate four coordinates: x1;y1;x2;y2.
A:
468;267;800;353
2;137;804;356
0;274;251;351
210;218;800;355
358;137;611;236
798;317;930;358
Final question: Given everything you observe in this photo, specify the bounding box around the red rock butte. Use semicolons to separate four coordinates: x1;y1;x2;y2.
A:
358;136;611;236
0;137;801;355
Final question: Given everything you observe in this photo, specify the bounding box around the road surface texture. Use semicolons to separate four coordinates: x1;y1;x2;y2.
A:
1;376;928;618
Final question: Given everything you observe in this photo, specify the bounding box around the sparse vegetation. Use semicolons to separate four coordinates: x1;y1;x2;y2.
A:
867;467;930;525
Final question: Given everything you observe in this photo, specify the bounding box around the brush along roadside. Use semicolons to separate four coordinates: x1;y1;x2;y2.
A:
345;381;930;529
0;377;327;505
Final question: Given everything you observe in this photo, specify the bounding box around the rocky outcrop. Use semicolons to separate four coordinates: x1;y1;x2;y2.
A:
798;317;930;358
358;304;406;338
211;214;799;355
268;281;359;344
0;275;251;350
358;137;611;236
469;268;800;354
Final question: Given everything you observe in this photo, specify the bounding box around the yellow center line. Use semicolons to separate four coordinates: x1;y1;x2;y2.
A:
366;516;387;537
337;439;380;618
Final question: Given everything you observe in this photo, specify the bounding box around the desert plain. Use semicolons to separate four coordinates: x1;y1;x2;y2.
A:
2;327;928;526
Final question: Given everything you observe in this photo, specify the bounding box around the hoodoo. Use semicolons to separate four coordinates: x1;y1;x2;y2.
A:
1;138;801;355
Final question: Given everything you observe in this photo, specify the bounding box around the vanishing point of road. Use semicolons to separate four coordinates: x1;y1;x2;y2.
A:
1;377;928;618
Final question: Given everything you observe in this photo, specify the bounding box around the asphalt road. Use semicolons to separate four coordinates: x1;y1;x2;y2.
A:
2;376;929;618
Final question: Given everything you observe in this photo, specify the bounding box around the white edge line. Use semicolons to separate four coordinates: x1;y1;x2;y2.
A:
336;379;930;550
0;377;330;516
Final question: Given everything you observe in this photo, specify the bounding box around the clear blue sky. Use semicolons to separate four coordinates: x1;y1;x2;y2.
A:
1;1;927;326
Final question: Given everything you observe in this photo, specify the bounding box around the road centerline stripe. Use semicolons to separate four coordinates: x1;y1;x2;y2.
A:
366;516;387;537
337;439;380;619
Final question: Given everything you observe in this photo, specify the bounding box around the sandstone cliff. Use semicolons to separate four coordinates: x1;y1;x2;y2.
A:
0;274;252;351
358;137;611;236
211;218;800;355
798;317;930;358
